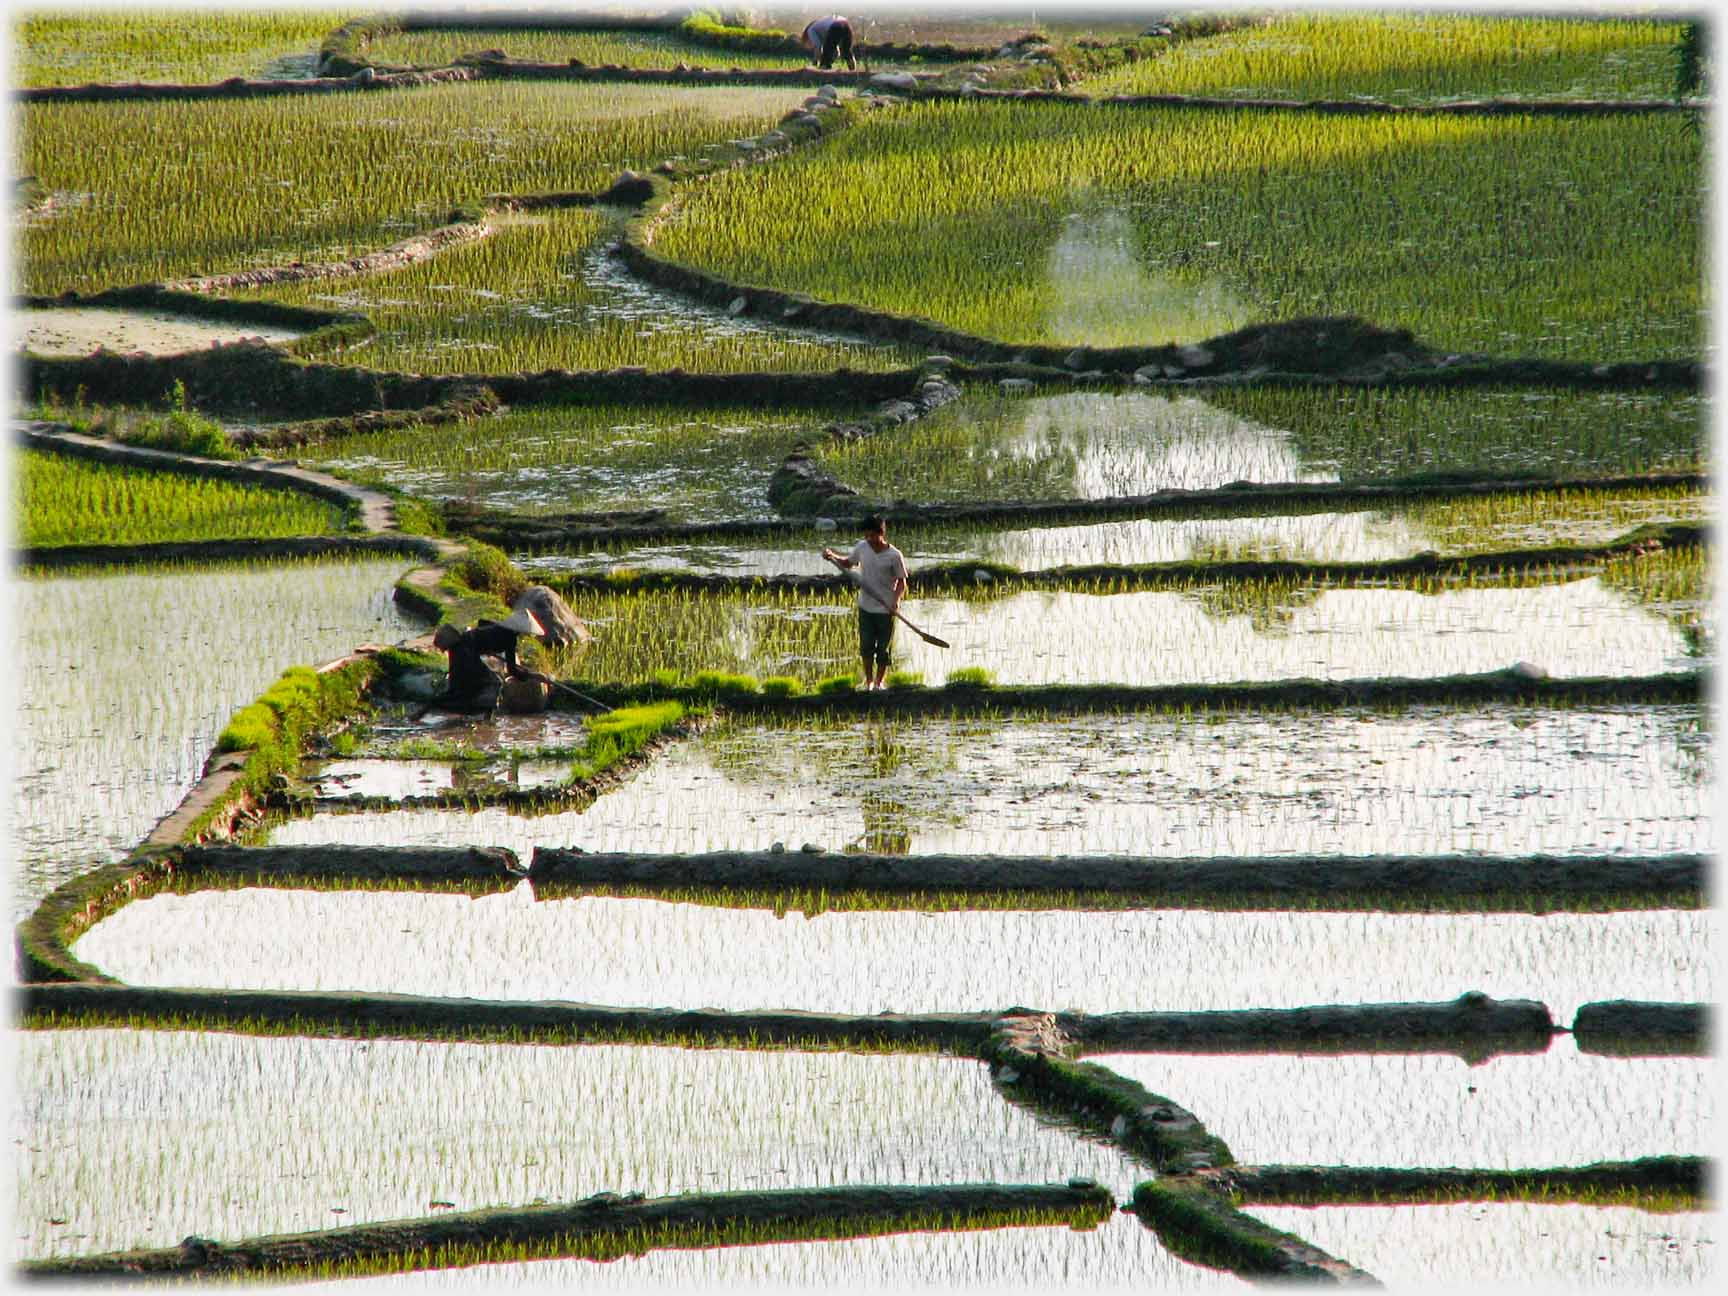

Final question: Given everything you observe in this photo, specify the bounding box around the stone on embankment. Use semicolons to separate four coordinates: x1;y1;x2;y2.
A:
513;585;590;646
999;378;1034;393
870;72;918;91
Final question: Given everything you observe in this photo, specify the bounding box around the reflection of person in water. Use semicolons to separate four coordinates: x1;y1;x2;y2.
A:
846;722;913;855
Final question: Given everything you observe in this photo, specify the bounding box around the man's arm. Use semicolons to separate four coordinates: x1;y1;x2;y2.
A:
821;546;857;570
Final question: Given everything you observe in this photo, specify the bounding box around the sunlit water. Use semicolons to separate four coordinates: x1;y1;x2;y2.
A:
1243;1201;1711;1289
74;889;1708;1023
302;1208;1238;1290
1092;1039;1711;1170
13;1031;1144;1260
873;580;1696;686
11;560;421;917
268;708;1710;858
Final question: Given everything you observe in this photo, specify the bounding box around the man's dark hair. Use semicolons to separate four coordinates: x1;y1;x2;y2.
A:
863;515;886;533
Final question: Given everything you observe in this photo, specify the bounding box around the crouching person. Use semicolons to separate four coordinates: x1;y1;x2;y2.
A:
431;606;550;713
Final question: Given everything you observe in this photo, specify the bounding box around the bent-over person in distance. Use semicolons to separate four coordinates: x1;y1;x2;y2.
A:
822;514;909;691
801;14;857;69
431;606;548;712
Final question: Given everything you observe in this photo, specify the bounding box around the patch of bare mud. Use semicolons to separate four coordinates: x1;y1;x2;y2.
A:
16;307;304;357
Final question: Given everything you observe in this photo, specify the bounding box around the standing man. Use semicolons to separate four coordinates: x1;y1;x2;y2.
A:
822;515;908;691
800;14;857;70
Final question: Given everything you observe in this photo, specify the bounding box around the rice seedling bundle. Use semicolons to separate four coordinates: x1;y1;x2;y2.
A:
13;10;335;88
307;399;836;521
17;450;343;547
1202;386;1706;479
1085;13;1684;103
362;28;805;71
258;209;913;374
18;82;810;296
652;102;1702;359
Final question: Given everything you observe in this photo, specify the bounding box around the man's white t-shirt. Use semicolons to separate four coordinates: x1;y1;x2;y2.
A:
848;539;908;614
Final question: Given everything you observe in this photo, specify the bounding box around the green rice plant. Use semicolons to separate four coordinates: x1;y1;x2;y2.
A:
13;10;335;88
1203;386;1707;480
306;398;850;521
569;699;687;780
111;380;238;459
653;102;1702;360
944;666;996;688
1083;13;1684;103
687;669;761;698
446;540;529;607
759;674;803;698
257;208;913;375
1396;485;1708;554
886;670;925;688
17;450;344;547
814;672;859;694
19;82;814;296
362;26;805;71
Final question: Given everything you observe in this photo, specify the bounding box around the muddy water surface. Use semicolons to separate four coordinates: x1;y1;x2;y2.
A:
12;559;420;918
1091;1040;1711;1170
14;1031;1141;1260
268;708;1709;859
74;891;1708;1023
1243;1201;1711;1288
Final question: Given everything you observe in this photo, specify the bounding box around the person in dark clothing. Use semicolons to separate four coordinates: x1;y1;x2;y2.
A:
801;14;856;70
431;607;545;711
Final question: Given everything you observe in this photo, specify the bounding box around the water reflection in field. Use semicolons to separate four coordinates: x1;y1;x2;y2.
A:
14;1031;1139;1260
11;559;420;918
1093;1040;1711;1170
269;708;1709;860
1243;1201;1711;1289
76;889;1708;1024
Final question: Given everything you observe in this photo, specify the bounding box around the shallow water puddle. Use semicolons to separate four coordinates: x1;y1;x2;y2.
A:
270;708;1709;859
308;758;574;800
74;893;1709;1022
1090;1039;1712;1170
15;306;305;356
1242;1201;1711;1288
877;579;1695;686
12;559;421;918
13;1031;1140;1260
303;1207;1238;1290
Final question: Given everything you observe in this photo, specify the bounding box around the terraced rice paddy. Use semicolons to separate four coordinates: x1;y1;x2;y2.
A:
12;10;333;87
19;82;811;295
307;400;847;519
267;707;1708;861
654;103;1702;359
1083;13;1683;103
13;1030;1142;1259
74;892;1708;1022
18;450;345;546
258;208;914;375
521;486;1706;578
546;567;1703;687
11;558;419;914
13;8;1709;1289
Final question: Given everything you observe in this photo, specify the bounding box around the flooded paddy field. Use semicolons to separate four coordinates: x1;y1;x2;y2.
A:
309;1207;1233;1291
13;1030;1141;1260
267;208;915;377
271;706;1709;860
1242;1201;1711;1288
11;558;421;918
519;486;1707;578
1092;1042;1711;1170
74;892;1708;1023
558;572;1704;688
307;398;841;522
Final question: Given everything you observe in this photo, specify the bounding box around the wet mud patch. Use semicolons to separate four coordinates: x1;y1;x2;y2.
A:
15;306;305;357
13;1029;1140;1260
73;887;1708;1022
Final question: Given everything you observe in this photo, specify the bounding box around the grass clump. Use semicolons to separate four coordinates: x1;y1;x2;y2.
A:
814;672;859;695
760;675;804;698
447;540;528;608
686;669;760;699
18;450;342;547
570;700;687;780
945;667;996;688
886;670;925;689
